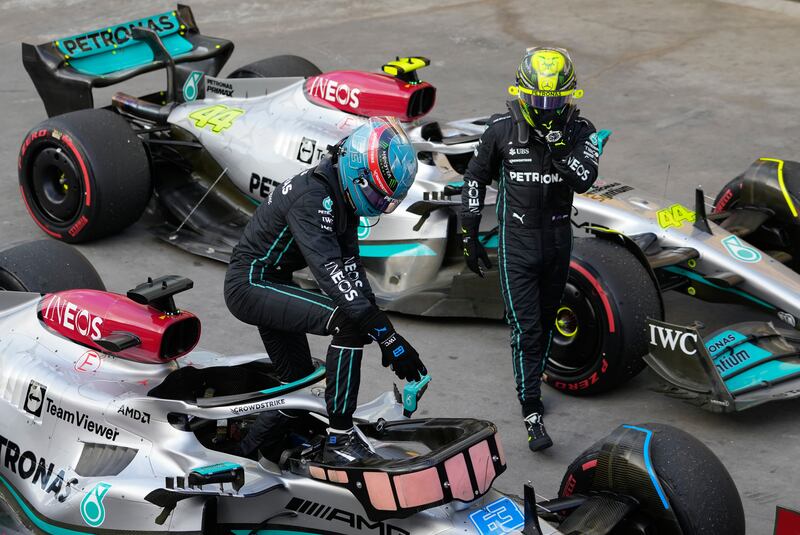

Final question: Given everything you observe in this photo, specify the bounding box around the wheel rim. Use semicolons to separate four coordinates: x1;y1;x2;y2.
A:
29;145;82;224
548;277;603;376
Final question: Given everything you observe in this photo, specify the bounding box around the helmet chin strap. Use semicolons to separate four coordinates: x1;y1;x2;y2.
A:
327;138;348;164
360;215;381;227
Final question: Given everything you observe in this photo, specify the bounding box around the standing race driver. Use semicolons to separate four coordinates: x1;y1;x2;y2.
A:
460;48;600;451
225;117;426;464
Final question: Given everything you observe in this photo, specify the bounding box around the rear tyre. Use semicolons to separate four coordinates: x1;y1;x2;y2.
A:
558;423;745;535
0;240;104;292
228;55;321;78
544;238;661;395
18;109;151;243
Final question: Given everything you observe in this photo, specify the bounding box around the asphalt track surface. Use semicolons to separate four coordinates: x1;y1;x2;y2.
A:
1;1;799;533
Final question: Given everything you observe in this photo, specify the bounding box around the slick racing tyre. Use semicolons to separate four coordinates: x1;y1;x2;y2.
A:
18;109;151;243
558;423;745;535
228;55;322;78
0;240;104;292
544;237;661;395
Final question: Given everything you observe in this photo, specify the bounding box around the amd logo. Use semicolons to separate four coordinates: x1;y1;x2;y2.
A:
649;324;698;355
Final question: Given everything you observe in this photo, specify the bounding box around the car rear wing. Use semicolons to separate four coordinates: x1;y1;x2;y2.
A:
21;4;233;117
645;318;800;412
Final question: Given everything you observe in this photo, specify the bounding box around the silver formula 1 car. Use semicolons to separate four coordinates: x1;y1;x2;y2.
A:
0;240;746;535
15;6;800;410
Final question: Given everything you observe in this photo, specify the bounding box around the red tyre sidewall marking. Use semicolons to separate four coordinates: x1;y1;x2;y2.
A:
19;184;61;238
581;459;598;471
569;260;616;333
61;134;91;207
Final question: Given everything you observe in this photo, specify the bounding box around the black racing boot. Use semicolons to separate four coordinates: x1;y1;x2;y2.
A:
322;427;380;465
524;413;553;452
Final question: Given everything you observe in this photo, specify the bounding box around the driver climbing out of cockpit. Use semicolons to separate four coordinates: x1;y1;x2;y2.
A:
224;116;427;465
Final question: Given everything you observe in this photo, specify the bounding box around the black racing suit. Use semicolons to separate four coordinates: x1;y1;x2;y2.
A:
461;101;599;416
225;157;377;432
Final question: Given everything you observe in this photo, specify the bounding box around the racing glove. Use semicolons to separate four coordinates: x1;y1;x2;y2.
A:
544;114;577;161
360;309;427;381
461;214;491;277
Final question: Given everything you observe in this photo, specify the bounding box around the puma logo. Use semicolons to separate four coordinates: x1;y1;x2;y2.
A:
512;212;526;224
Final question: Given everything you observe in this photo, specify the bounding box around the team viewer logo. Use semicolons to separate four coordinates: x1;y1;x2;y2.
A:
23;381;46;417
81;482;112;527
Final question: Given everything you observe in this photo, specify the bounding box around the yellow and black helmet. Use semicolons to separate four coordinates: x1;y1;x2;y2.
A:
512;47;582;129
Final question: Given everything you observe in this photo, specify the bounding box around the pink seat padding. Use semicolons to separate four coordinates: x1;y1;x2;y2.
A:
364;471;397;511
328;469;349;484
394;467;445;508
444;453;474;501
309;466;326;480
469;440;496;493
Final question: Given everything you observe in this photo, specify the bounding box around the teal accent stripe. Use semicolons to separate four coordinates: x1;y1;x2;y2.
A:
498;168;524;400
273;237;295;266
663;266;775;310
249;281;334;311
0;475;87;535
333;348;343;412
248;226;333;311
249;225;289;284
260;366;326;395
359;243;436;257
271;281;333;303
342;349;355;411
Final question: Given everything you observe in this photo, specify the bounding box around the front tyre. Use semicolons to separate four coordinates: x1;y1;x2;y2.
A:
544;238;661;395
559;423;745;535
0;240;104;292
18;109;151;243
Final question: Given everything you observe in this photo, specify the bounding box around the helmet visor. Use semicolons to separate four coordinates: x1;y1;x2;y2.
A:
366;116;417;197
357;172;405;214
518;86;573;110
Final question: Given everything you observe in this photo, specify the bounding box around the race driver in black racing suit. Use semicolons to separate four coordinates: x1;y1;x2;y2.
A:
225;117;426;464
460;47;600;451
